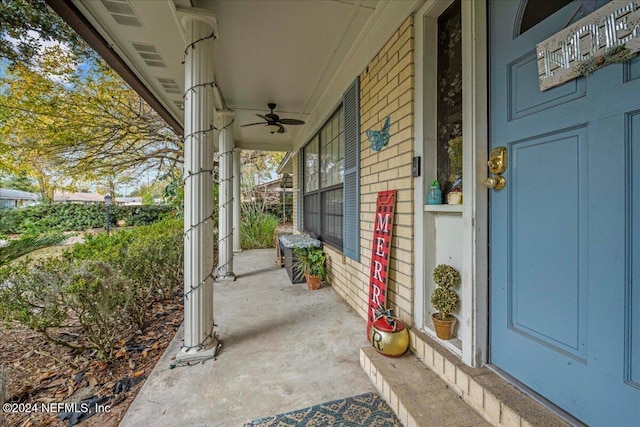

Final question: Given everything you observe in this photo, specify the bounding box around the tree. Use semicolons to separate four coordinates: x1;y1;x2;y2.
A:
0;44;182;200
1;2;183;201
142;193;155;205
240;150;286;188
0;0;93;65
0;131;67;203
1;2;285;205
0;174;37;192
0;46;75;201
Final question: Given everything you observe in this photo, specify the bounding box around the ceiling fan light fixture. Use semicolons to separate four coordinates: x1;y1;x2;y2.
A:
240;103;305;133
265;124;280;133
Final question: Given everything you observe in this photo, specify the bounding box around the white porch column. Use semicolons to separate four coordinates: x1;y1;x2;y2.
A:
216;111;235;280
177;12;219;362
233;147;242;252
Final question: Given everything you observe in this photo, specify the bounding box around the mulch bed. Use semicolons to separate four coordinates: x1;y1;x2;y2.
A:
1;298;183;427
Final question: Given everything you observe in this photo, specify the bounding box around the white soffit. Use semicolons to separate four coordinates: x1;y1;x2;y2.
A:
70;0;417;152
195;0;379;149
73;0;187;124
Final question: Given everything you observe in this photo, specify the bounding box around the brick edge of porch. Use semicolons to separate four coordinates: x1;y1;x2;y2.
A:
360;328;573;427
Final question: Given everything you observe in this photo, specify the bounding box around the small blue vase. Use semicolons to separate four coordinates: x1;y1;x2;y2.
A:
427;185;442;205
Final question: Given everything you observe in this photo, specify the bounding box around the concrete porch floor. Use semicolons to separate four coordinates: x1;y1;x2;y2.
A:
119;249;375;426
118;249;486;427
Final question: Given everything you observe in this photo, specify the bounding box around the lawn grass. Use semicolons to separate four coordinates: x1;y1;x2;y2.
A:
12;244;69;264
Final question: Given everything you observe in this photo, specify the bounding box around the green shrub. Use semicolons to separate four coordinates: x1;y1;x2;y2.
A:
0;218;184;360
111;205;176;227
241;202;281;249
262;203;293;222
64;228;136;264
0;259;69;336
121;219;183;301
0;259;136;359
65;218;183;301
63;260;136;359
0;203;176;235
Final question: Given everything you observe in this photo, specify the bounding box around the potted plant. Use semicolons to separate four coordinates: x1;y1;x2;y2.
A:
427;180;442;205
447;136;463;202
293;247;327;290
431;264;460;340
447;187;462;205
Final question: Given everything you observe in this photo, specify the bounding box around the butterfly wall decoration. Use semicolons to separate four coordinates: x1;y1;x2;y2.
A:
366;116;391;152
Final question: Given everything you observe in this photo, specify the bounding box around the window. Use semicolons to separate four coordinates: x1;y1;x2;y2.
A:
303;107;344;248
518;0;572;36
436;0;462;197
0;199;14;210
300;76;359;259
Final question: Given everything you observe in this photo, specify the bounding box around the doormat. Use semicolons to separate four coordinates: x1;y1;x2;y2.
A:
244;392;402;426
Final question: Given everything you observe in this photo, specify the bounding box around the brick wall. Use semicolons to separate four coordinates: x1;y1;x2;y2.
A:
325;16;415;326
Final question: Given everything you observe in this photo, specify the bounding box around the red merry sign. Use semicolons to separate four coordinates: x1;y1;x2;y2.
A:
367;190;396;337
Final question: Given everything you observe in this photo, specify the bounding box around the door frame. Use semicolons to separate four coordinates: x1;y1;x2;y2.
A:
413;0;489;367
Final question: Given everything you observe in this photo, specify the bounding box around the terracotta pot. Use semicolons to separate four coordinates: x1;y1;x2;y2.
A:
432;313;457;340
305;273;322;290
369;317;409;357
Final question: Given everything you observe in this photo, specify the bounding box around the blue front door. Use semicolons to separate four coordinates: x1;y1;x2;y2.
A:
489;1;640;425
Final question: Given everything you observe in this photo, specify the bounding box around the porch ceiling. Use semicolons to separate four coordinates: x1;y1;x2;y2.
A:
65;0;381;152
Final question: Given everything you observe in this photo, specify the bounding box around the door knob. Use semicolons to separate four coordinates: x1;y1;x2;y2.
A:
485;175;506;190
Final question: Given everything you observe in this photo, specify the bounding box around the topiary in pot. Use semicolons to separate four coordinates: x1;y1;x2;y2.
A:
431;264;460;340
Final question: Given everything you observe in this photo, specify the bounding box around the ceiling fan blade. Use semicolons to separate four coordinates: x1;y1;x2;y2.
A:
240;122;266;127
279;118;305;125
276;124;285;134
265;113;279;121
256;114;269;121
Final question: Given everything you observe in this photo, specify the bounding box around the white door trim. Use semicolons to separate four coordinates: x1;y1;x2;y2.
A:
413;0;488;367
461;0;488;367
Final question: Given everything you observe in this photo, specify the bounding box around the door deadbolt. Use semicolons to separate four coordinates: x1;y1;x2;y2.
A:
485;146;507;190
487;147;507;174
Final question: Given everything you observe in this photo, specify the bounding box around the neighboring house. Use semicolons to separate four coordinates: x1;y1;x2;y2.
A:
248;176;293;205
48;1;639;425
115;196;143;206
248;175;294;222
0;188;40;210
53;191;106;204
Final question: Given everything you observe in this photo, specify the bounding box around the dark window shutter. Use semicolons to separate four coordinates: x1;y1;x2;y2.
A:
343;77;360;261
297;150;303;232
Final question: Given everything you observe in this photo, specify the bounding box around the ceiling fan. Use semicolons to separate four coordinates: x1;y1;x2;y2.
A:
240;103;305;134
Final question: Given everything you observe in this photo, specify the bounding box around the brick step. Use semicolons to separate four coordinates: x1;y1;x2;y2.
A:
361;346;490;426
406;328;574;427
362;327;575;426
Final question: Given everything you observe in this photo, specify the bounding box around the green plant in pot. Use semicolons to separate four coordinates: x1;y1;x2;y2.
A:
431;264;460;340
293;247;327;290
446;136;463;203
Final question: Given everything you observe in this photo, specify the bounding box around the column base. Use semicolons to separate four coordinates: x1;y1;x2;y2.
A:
175;335;221;364
233;248;243;253
216;273;236;281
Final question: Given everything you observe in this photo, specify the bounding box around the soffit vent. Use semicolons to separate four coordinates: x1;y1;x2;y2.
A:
131;42;166;68
173;101;185;111
101;0;142;27
157;78;182;94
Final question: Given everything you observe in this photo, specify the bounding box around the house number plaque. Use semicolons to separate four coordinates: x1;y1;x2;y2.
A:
366;190;396;338
537;0;640;91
